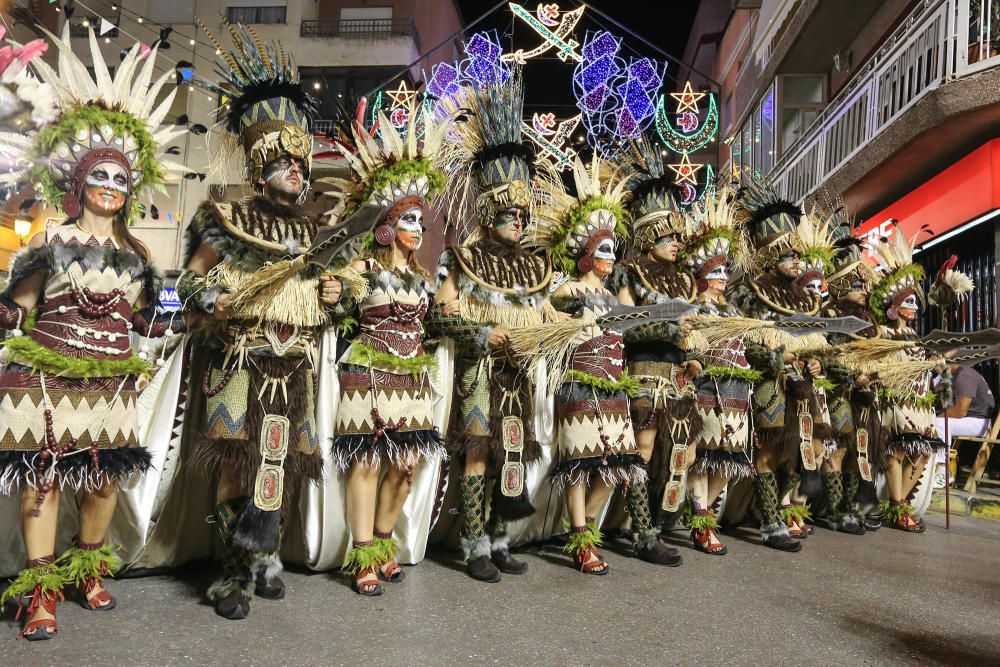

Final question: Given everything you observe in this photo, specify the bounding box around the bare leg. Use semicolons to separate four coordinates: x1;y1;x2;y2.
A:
707;473;728;507
373;460;415;579
464;452;488;477
885;452;905;502
688;471;709;509
78;482;119;606
584;477;615;519
903;453;930;498
565;480;587;527
346;461;381;592
216;466;247;503
19;486;60;630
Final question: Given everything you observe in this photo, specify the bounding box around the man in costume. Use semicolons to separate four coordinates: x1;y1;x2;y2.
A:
176;26;340;619
0;27;183;640
610;138;697;566
431;74;555;582
731;183;827;552
682;188;757;555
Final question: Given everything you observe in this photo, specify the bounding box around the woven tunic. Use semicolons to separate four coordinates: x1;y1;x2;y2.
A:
0;225;164;492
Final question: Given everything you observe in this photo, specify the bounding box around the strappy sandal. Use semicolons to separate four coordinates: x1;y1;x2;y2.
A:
17;588;61;641
574;546;609;575
352;568;383;596
691;528;728;555
889;512;926;533
79;575;116;611
377;561;405;583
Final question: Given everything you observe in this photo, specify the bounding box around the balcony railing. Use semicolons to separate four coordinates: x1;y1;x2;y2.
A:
300;18;419;50
770;0;1000;203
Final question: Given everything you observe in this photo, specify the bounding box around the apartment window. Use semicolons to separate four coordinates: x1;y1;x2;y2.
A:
340;6;394;33
753;83;776;174
226;6;287;25
740;121;753;177
778;74;825;155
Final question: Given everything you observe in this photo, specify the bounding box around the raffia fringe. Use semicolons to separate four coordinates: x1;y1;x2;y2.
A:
208;261;328;327
875;359;938;392
507;317;593;393
691;315;829;353
458;297;551;331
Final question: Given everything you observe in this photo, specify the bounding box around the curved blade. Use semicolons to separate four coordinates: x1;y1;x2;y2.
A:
307;203;386;269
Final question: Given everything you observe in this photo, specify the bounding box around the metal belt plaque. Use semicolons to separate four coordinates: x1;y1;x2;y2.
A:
253;414;290;511
798;400;817;471
500;416;525;497
856;407;873;481
662;442;689;512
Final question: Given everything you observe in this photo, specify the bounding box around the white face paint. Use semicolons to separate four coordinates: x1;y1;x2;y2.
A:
900;293;919;311
85;162;129;194
593;237;616;261
397;207;423;233
803;277;824;296
705;264;728;282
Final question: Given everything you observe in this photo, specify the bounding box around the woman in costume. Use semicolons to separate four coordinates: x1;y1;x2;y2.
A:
327;106;449;596
869;228;945;532
0;28;183;639
527;156;643;575
683;189;756;555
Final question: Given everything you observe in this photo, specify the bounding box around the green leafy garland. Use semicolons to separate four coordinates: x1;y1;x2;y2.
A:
361;157;446;205
345;340;436;377
30;105;165;225
877;387;936;409
562;520;603;554
551;196;630;276
57;544;122;585
813;377;836;392
869;264;924;324
679;227;736;266
342;540;391;575
703;364;763;383
565;369;640;396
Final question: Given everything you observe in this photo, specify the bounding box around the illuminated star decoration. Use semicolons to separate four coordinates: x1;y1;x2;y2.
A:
385;81;418;108
668;152;704;185
502;2;585;64
572;30;627;156
522;112;581;171
656;89;719;154
670;81;706;114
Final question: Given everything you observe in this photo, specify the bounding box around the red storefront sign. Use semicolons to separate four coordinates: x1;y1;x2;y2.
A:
856;139;1000;261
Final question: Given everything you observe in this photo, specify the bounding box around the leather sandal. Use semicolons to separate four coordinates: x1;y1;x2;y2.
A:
377;561;405;583
79;575;116;611
574;546;609;575
18;588;62;641
889;512;925;533
691;528;728;555
353;568;383;596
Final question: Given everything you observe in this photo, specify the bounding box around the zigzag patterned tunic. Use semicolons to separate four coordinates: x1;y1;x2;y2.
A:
0;225;168;492
332;260;445;469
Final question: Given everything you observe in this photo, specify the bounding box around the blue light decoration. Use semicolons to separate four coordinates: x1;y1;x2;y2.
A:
573;31;665;156
460;31;510;88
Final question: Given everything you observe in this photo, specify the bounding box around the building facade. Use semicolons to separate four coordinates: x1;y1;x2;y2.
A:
0;0;463;273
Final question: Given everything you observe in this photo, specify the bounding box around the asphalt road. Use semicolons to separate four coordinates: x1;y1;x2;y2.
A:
4;512;999;666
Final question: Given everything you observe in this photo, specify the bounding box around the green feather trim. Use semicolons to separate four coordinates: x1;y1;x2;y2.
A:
813;377;836;392
703;365;763;383
57;544;122;586
880;500;915;522
342;542;389;575
869;264;925;324
562;521;603;554
0;562;65;607
878;387;936;409
2;334;151;378
687;512;720;532
374;536;398;563
780;504;812;523
361;157;446;204
30;105;165;226
334;315;358;336
345;340;436;376
565;369;640;396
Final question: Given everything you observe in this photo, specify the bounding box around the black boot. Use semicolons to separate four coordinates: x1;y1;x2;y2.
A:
755;473;801;552
627;479;682;565
252;553;286;599
460;475;500;582
209;499;253;619
491;546;528;574
815;471;864;535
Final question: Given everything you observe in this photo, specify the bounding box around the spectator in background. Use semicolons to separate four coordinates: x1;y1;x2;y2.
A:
935;361;995;489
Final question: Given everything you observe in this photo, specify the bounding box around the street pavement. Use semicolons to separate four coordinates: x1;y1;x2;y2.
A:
3;512;999;666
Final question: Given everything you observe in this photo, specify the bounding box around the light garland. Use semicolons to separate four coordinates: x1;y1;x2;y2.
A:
656;88;718;154
522;111;580;171
668;152;703;185
502;2;585;64
460;31;510;88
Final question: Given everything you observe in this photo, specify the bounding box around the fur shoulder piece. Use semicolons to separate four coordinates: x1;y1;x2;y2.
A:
4;245;53;297
617;257;696;304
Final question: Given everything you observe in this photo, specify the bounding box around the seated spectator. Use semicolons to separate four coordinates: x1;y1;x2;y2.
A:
935;361;995;489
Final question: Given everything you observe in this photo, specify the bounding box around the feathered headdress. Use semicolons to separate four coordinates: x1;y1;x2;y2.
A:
0;26;184;225
436;70;536;238
623;136;685;250
870;224;926;323
795;207;839;292
737;177;805;275
683;185;747;283
820;197;878;300
196;21;317;198
527;154;630;276
317;100;450;250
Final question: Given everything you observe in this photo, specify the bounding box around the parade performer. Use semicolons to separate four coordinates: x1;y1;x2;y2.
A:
431;74;556;582
524;155;645;575
814;214;882;534
609;139;695;566
683;189;756;555
731;183;826;552
0;28;183;639
326;105;450;596
177;26;340;618
869;229;945;532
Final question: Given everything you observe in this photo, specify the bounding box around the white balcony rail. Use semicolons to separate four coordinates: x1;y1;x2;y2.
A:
770;0;1000;203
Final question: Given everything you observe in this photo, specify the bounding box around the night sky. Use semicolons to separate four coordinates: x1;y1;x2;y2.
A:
453;0;701;113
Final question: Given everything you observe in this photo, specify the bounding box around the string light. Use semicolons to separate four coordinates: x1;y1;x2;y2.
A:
657;88;718;154
460;31;509;88
522;112;581;172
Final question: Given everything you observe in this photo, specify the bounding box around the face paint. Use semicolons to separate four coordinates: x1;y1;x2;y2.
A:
490;207;525;244
650;234;679;262
593;238;616;261
775;252;800;278
82;161;128;215
898;293;919;319
261;156;306;198
395;207;424;251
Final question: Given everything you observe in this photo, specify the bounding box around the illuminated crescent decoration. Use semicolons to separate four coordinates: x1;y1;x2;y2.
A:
502;3;585;64
679;182;698;206
657;92;718;154
677;111;699;134
537;3;561;27
532;112;557;136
